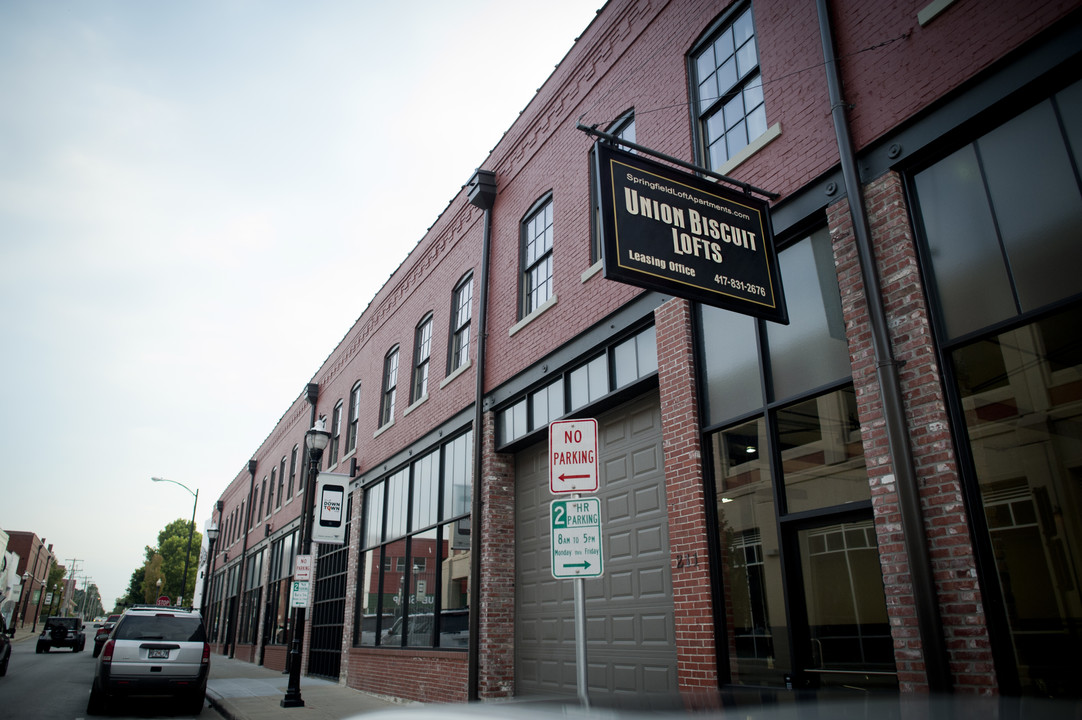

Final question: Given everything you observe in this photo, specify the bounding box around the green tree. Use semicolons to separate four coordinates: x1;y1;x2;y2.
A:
156;519;202;605
117;519;203;608
42;563;66;618
143;553;164;603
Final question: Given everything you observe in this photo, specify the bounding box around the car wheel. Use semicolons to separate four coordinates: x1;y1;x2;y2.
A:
92;644;101;658
86;684;108;716
183;690;205;716
0;651;9;677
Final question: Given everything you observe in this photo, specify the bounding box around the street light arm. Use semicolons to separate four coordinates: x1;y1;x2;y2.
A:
151;476;197;498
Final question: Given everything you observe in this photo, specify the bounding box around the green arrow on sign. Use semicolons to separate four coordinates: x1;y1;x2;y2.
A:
564;561;592;569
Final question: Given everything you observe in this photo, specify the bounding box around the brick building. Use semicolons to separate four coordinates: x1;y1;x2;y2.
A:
203;0;1082;702
7;532;55;631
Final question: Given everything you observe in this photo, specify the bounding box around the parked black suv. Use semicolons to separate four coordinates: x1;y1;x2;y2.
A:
37;617;86;653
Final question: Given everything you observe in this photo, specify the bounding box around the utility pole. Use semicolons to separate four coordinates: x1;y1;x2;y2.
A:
64;559;82;616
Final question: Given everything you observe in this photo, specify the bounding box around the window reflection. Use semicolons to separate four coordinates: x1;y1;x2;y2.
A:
798;520;895;688
778;388;869;513
713;418;790;686
953;305;1082;695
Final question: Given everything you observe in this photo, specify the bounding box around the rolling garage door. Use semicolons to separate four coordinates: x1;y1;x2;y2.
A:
515;392;677;696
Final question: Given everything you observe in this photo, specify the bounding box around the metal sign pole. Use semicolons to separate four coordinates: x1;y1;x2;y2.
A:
574;574;589;707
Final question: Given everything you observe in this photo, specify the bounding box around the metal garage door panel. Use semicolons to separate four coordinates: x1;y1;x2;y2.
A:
515;393;677;697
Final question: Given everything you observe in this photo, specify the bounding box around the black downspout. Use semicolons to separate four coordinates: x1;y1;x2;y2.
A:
816;0;951;692
466;169;497;701
230;458;258;659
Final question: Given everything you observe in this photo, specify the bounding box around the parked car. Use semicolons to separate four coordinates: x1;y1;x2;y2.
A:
36;617;86;653
92;614;122;658
87;605;209;716
380;609;468;648
0;614;12;676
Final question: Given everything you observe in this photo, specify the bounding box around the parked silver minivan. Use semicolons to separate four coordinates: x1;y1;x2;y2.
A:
87;605;209;716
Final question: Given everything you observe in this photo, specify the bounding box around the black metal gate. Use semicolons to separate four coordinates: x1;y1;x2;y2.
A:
308;498;351;680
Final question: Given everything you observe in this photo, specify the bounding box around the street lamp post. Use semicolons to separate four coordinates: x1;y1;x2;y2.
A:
200;523;220;614
281;420;330;709
151;477;199;606
20;572;32;629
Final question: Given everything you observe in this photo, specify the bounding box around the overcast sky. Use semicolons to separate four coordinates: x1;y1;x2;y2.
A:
0;0;601;608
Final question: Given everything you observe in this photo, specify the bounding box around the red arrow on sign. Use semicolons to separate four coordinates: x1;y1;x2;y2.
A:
558;473;592;482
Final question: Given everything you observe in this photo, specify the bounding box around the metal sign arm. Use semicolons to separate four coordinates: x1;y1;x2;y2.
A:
576;121;779;200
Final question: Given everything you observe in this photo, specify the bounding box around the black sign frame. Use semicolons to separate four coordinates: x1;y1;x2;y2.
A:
594;142;788;324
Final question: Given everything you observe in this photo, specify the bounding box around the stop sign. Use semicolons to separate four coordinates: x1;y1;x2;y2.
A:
156;595;171;607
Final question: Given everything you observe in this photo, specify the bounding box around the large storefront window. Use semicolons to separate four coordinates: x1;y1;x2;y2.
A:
702;227;895;690
264;531;296;646
356;430;472;649
949;307;1082;695
240;549;263;644
913;78;1082;695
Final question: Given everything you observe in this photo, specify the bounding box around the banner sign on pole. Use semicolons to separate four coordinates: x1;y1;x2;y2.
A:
594;142;788;324
311;472;349;545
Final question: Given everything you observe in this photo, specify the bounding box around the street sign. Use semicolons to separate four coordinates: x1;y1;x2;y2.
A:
290;581;310;608
295;554;312;582
550;498;603;579
156;595;170;607
549;419;599;494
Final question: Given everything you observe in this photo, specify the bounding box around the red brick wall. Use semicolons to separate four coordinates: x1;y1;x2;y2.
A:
828;173;995;693
655;298;719;690
346;647;468;702
834;0;1079;149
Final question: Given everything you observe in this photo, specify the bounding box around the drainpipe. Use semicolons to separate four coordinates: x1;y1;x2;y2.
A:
230;458;258;659
466;169;497;701
816;0;950;692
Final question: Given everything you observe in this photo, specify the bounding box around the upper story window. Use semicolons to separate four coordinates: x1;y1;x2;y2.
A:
449;273;472;372
380;346;400;427
412;314;433;404
258;477;267;522
328;400;343;468
288;445;298;499
521;195;554;316
690;4;765;170
266;469;275;517
591;112;636;264
277;457;286;509
346;382;361;454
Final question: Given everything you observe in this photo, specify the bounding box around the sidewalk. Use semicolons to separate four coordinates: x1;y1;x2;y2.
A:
206;654;401;720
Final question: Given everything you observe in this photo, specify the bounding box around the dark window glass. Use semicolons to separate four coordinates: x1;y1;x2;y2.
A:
358;431;472;650
412;315;433;404
765;229;850;401
328;401;343;468
691;6;764;169
700;306;761;423
346;383;361;453
950;304;1082;695
380;348;399;427
914;81;1082;340
450;274;472;372
777;388;868;513
978;101;1082;312
522;197;554;315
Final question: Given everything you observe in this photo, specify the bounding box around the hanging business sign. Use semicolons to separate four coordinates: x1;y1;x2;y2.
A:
311;472;349;545
594;143;787;324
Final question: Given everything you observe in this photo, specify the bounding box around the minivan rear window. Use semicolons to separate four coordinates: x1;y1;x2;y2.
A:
116;615;206;642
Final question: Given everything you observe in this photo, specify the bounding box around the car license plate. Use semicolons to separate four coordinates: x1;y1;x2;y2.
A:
148;649;169;659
